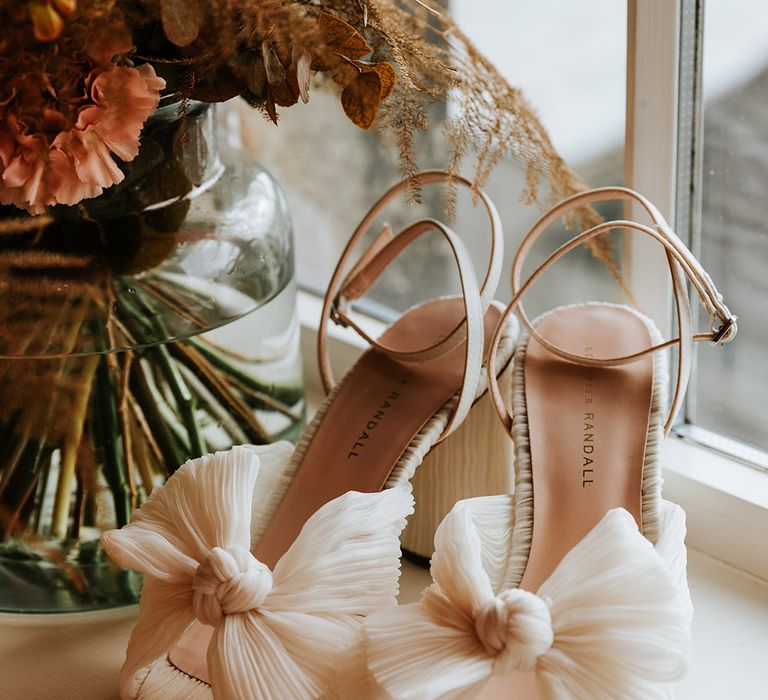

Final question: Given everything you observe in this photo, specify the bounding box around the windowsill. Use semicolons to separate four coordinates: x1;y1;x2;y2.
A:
662;435;768;580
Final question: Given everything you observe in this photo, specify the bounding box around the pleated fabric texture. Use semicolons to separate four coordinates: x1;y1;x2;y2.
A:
102;444;414;700
104;311;519;700
363;496;693;700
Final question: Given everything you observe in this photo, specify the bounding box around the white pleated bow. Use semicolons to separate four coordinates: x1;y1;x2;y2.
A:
364;496;693;700
102;444;414;700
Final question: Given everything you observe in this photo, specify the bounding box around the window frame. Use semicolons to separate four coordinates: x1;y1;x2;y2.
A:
626;0;766;578
297;0;768;581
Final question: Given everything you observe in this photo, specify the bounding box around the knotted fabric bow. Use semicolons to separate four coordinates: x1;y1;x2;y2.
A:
102;444;414;700
364;496;693;700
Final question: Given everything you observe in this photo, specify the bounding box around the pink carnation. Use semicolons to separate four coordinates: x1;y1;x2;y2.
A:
0;64;165;214
0;119;49;211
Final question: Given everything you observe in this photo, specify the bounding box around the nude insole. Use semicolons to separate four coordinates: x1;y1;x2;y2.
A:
482;304;655;698
169;297;502;683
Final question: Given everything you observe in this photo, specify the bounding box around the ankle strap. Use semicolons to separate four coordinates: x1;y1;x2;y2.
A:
318;170;503;440
487;186;736;436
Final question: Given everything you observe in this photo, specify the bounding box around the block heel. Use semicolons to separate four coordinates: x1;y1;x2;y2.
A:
402;347;514;560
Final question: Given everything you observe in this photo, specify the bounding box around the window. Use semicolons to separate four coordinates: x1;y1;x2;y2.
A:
678;0;768;463
239;0;767;481
238;0;627;321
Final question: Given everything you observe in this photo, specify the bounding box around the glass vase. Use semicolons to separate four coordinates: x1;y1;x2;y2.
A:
0;101;304;613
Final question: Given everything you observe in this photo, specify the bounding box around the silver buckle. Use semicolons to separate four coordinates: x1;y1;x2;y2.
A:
711;316;736;344
330;295;350;328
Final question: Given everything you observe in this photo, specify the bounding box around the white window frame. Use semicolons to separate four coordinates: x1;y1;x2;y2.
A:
298;0;768;581
625;0;765;578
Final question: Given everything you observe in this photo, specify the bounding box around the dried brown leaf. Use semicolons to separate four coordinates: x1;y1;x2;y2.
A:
260;42;299;107
246;59;267;96
313;12;372;71
272;85;299;108
262;42;287;87
161;0;204;48
338;59;396;129
365;61;396;100
296;51;311;104
332;61;358;88
342;71;383;130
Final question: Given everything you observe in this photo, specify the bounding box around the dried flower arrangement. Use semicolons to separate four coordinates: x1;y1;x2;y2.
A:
1;0;599;215
0;1;614;609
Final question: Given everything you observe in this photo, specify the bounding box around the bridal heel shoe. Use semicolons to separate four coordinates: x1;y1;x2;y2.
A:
363;187;737;699
102;170;517;699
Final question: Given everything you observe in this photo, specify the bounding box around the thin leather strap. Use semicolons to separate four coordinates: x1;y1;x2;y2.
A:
337;218;485;440
524;187;700;432
318;170;503;395
333;219;487;364
510;187;733;331
487;187;736;437
505;219;699;434
508;220;719;364
510;211;734;432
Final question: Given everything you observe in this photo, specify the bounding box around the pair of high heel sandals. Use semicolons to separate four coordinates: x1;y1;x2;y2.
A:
103;171;737;699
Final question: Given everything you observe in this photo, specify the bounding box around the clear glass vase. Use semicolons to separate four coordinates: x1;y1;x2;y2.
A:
0;101;304;613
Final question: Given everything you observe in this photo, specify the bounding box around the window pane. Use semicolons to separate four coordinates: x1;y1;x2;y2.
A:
239;1;626;318
691;0;768;453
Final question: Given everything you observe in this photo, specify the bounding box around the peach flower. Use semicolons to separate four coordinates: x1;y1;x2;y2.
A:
0;64;165;213
0;117;51;210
